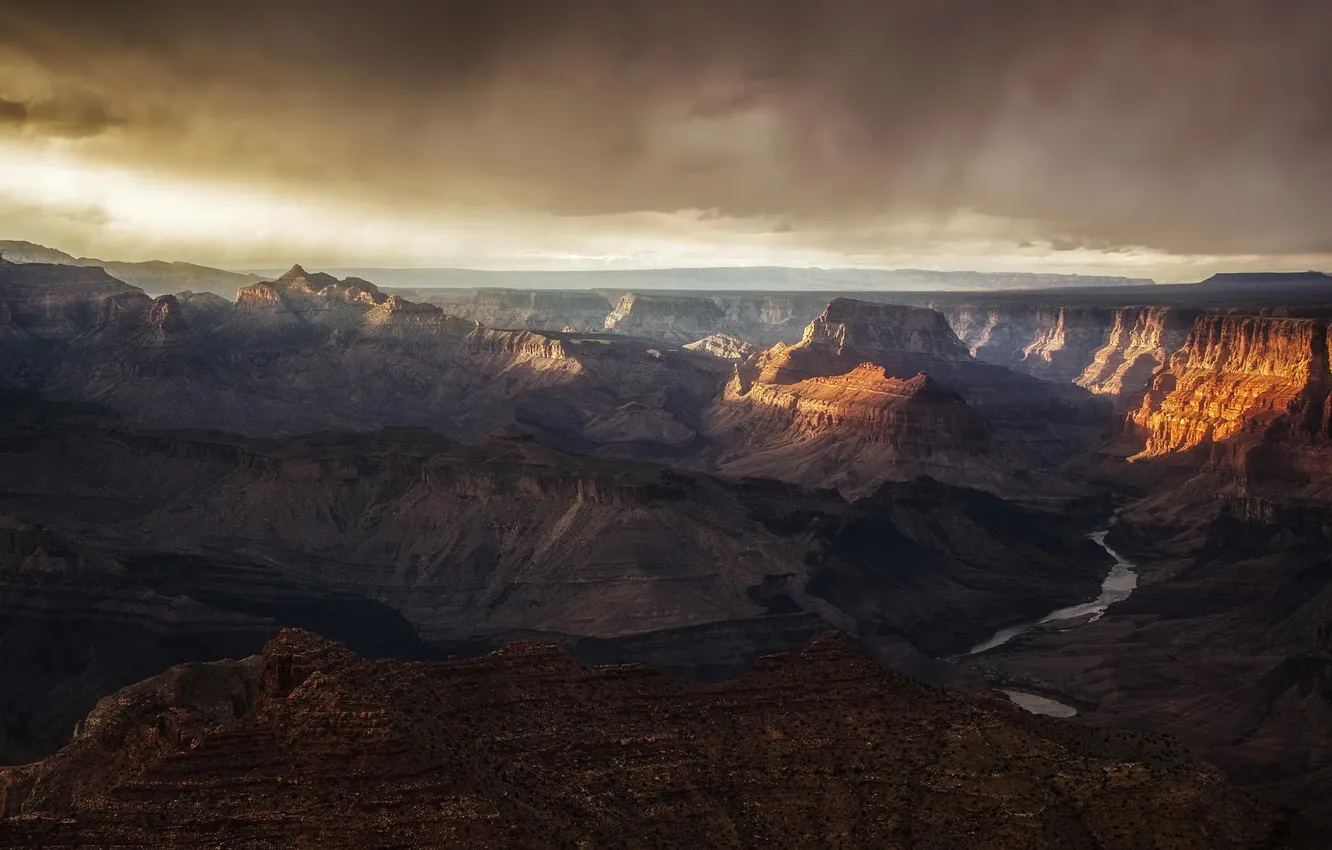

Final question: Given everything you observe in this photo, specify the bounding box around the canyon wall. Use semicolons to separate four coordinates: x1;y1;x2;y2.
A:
1076;307;1197;404
456;288;612;332
603;292;727;342
1127;315;1332;489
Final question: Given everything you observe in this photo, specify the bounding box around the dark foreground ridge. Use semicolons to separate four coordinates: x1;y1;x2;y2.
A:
0;629;1285;849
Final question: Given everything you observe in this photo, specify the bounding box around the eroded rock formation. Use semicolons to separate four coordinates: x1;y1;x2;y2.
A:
604;292;726;342
455;288;612;332
709;299;1111;501
1127;315;1332;487
682;332;760;360
1076;307;1196;404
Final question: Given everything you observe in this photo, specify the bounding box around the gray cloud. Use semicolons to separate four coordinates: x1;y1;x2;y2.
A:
0;0;1329;257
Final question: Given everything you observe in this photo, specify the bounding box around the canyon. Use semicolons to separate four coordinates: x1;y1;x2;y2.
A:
4;250;1332;844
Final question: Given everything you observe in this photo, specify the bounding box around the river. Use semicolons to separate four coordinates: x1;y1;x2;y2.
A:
963;529;1138;716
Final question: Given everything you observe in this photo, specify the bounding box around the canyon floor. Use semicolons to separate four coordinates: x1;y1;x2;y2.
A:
3;255;1331;846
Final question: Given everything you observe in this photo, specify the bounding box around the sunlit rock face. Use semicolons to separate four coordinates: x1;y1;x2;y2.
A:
682;333;760;361
235;265;389;328
708;299;1110;502
1127;314;1332;486
759;299;971;385
1077;307;1197;405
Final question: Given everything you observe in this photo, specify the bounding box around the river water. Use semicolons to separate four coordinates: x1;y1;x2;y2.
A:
963;529;1138;716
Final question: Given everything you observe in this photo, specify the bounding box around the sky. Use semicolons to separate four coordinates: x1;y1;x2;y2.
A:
1;0;1330;282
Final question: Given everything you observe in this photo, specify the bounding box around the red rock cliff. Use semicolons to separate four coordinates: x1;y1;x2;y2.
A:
1128;315;1332;486
1078;307;1196;405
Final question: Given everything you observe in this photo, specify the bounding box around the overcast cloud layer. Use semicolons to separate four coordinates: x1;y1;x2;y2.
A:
0;0;1330;275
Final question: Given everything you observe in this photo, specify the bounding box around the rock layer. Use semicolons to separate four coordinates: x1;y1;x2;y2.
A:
603;292;726;342
710;300;1111;501
1127;315;1332;490
1076;307;1196;404
0;630;1283;849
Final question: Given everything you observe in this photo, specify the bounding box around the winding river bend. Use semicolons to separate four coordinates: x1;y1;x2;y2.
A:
966;530;1138;657
963;530;1138;716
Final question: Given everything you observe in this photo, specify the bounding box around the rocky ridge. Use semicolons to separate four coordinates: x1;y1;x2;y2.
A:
0;629;1284;849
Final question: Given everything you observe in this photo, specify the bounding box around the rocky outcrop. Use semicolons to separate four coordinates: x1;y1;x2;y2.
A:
1076;307;1197;405
0;630;1281;849
682;333;759;360
604;292;726;343
713;365;994;495
758;299;971;385
734;366;984;445
234;265;388;328
1127;315;1332;488
172;290;233;330
710;300;1111;501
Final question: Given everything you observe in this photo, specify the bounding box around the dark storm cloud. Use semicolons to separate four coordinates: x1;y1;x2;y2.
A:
1;0;1330;255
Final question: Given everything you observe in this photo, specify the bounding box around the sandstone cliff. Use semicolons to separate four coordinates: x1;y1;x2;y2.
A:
1127;314;1332;489
0;629;1281;848
1076;307;1196;404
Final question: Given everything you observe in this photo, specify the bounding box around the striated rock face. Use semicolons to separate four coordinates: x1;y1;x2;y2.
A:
734;366;984;445
709;293;832;345
0;629;1282;848
458;288;612;332
682;333;759;360
604;292;726;343
1077;307;1197;405
1014;308;1115;382
1127;315;1332;486
713;365;992;495
941;305;1116;384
